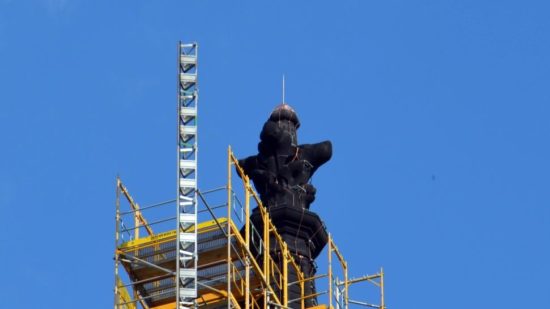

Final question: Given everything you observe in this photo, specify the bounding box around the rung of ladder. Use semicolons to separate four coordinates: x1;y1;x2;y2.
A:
179;200;193;207
179;287;197;298
179;232;196;242
179;178;196;188
180;55;197;65
180;125;196;134
180;255;193;265
180;159;196;169
180;254;193;264
179;288;197;298
180;94;195;101
180;73;197;83
179;268;197;278
180;249;193;257
179;213;196;223
180;107;197;117
180;147;194;153
180;195;193;202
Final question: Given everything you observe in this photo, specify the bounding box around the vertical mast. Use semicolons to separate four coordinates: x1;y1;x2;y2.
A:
176;41;198;309
282;74;286;104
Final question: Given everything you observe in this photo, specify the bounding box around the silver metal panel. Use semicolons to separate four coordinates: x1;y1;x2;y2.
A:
179;268;197;278
180;160;197;169
179;126;197;134
179;232;197;242
179;178;196;189
180;73;197;83
179;213;196;223
179;288;197;297
180;107;197;117
180;147;194;153
180;55;197;65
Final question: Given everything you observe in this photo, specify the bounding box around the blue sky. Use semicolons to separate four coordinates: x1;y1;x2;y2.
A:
1;0;549;308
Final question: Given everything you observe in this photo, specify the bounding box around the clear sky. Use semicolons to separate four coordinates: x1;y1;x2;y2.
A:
1;0;549;308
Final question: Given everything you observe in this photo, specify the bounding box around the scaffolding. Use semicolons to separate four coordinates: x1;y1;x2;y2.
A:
113;40;385;309
177;41;199;309
114;147;386;309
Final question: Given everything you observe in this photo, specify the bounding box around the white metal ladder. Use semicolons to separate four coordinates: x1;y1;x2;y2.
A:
176;41;198;309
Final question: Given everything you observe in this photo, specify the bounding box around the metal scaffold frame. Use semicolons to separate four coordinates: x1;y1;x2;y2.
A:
177;41;199;308
114;147;385;309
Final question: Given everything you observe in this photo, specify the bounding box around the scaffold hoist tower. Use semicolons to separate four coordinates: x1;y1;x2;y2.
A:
113;41;386;309
177;41;199;309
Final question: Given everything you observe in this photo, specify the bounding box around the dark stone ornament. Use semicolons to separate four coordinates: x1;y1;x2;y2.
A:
239;103;332;308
